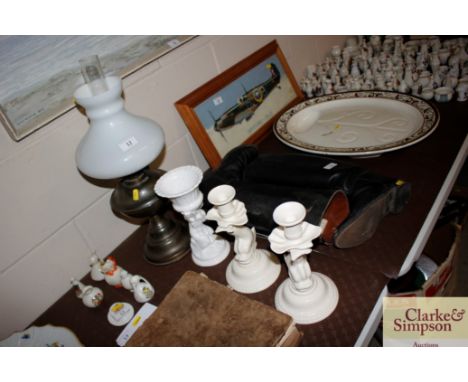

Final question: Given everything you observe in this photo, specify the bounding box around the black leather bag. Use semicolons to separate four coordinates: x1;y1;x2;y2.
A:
201;145;410;248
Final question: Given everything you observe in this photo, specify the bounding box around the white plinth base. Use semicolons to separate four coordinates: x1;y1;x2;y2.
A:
275;272;339;324
226;249;281;294
191;238;230;267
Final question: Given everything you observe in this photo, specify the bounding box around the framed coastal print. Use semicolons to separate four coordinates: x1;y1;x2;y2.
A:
0;35;194;141
175;40;303;168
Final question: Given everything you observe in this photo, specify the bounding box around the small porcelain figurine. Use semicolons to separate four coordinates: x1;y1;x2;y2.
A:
430;52;441;73
432;71;442;89
206;185;280;294
370;35;381;53
330;45;341;59
449;64;460;79
268;202;339;324
339;63;349;78
444;75;459;89
420;87;434;101
376;74;386;90
434;86;454;102
71;278;103;308
411;84;422;97
362;77;375;91
89;254;105;281
351;77;362;91
154;165;230;267
350;61;360;78
417;71;432;88
456;81;468;101
101;256;123;287
438;49;451;65
120;269;134;291
130;275;155;303
398;78;410;94
305;64;317;80
323;78;334;95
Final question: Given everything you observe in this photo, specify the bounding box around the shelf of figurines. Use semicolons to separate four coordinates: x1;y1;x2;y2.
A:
299;36;468;103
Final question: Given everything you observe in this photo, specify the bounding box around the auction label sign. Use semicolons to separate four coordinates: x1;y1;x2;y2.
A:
383;297;468;346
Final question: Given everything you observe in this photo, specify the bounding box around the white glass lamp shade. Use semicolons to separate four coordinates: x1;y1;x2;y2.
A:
74;76;165;179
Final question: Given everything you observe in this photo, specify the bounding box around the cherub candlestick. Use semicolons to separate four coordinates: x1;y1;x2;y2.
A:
206;185;280;293
268;202;339;324
154;165;230;267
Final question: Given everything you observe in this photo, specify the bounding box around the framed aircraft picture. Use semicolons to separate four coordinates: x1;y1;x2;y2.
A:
175;40;303;168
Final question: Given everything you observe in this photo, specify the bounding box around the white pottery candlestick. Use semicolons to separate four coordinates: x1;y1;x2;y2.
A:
154;166;230;267
206;185;280;293
268;201;339;324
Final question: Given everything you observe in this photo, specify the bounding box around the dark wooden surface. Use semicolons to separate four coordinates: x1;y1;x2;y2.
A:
33;100;467;346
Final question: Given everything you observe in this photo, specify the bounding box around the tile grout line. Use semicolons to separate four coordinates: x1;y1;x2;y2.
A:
0;189;112;276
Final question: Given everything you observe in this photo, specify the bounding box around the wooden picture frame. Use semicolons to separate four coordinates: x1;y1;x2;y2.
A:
175;40;304;168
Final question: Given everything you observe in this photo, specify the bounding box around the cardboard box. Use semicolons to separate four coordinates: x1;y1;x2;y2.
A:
389;223;461;297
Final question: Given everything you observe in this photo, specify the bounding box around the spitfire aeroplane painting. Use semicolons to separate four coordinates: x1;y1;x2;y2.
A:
210;62;281;136
176;41;303;168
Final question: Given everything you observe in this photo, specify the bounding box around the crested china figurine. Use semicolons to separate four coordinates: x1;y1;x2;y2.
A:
130;275;155;303
456;80;468;101
154;165;230;267
89;254;105;281
421;87;434;101
268;202;339;324
299;35;468;103
71;278;103;308
434;86;454;102
120;269;134;291
88;255;155;303
101;256;123;287
206;185;280;294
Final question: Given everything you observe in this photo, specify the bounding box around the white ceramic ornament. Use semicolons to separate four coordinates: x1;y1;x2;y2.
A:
89;254;105;281
71;278;103;308
268;202;339;325
154;165;230;267
130;275;155;303
434;86;454;103
120;269;134;291
206;185;280;294
456;81;468;102
101;256;123;287
421;87;434;101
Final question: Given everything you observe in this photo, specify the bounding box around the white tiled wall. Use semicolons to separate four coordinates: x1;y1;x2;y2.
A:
0;35;347;339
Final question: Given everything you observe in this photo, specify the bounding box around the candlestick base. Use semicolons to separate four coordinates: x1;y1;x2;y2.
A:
275;272;339;324
191;238;230;267
226;249;281;293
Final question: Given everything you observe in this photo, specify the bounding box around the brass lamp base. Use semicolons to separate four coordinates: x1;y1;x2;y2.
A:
111;168;190;265
144;215;191;265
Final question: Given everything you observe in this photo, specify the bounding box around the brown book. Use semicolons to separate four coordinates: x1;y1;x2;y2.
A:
126;271;301;347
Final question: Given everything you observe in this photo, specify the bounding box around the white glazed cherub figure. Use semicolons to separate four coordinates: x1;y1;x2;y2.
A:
184;209;217;254
230;226;257;264
268;203;322;292
268;201;339;324
206;189;256;264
